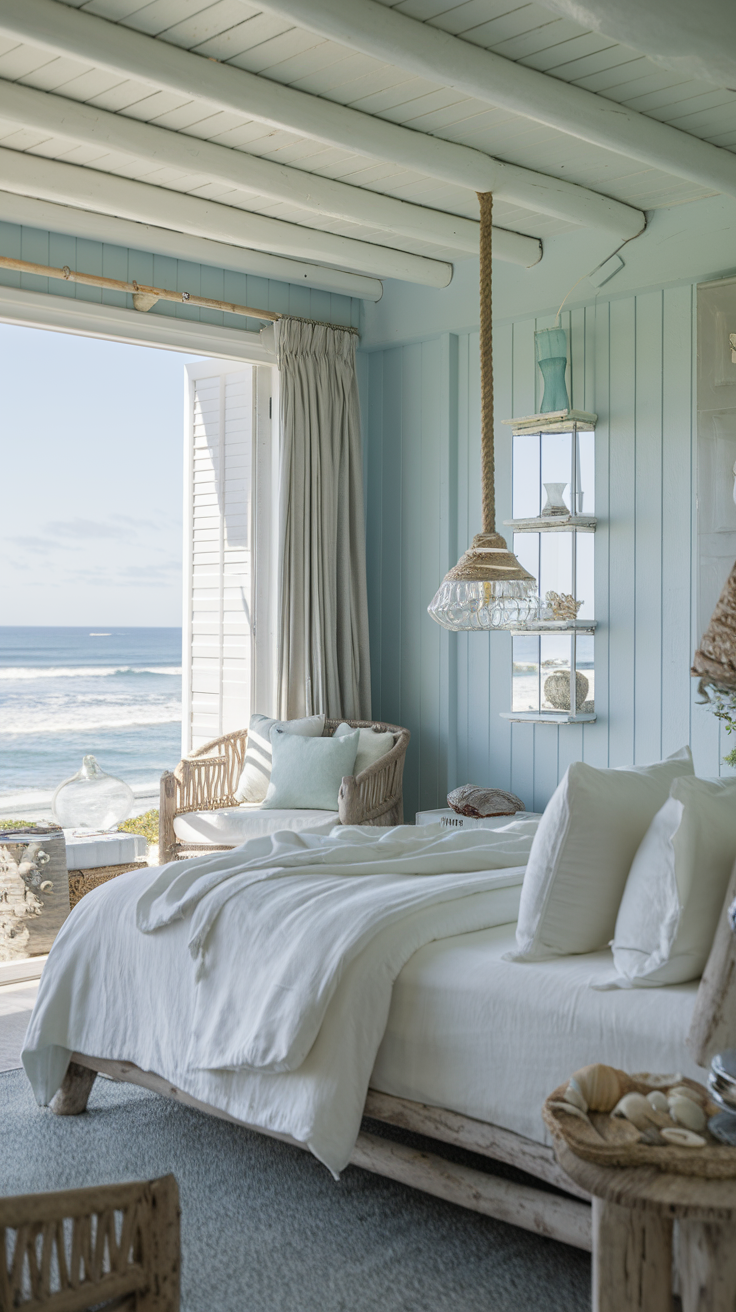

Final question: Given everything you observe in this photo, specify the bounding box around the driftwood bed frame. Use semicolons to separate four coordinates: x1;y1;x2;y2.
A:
49;860;736;1258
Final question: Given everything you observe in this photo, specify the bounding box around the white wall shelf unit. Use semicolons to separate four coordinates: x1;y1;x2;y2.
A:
506;409;598;725
499;711;597;725
503;515;597;533
508;622;598;634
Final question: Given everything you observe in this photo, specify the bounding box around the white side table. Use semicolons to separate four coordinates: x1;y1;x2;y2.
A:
415;808;542;830
63;830;147;870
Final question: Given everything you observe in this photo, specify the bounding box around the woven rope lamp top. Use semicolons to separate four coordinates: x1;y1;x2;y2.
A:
692;561;736;691
427;194;537;630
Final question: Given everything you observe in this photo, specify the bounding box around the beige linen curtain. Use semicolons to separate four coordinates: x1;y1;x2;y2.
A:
275;317;371;721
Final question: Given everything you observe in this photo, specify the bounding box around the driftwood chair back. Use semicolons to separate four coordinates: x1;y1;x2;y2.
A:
0;1174;179;1311
688;857;736;1068
159;719;411;862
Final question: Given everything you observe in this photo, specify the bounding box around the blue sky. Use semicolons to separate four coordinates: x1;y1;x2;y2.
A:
1;324;202;626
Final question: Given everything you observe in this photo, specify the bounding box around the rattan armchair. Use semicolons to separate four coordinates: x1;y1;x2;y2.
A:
159;719;410;863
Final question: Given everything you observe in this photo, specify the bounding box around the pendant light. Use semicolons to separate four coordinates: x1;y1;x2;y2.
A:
428;193;539;632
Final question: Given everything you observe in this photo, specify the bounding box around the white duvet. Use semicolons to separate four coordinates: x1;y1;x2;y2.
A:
23;822;537;1173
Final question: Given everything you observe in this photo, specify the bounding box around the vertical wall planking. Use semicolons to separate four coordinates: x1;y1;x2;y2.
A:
363;276;726;817
606;296;637;767
418;338;443;810
398;345;423;816
488;324;513;793
661;284;695;758
510;317;539;809
584;299;611;768
633;290;665;763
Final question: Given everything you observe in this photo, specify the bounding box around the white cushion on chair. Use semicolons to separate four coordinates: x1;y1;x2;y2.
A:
173;806;339;846
334;722;395;775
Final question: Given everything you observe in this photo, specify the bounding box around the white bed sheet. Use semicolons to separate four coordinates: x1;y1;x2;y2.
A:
370;923;703;1146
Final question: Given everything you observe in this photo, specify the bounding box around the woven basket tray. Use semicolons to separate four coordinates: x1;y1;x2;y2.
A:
68;862;148;910
543;1076;736;1178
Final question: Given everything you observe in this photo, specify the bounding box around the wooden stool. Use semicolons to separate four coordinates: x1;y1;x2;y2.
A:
553;1139;736;1312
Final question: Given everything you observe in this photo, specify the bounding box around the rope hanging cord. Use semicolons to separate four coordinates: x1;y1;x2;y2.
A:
478;191;495;536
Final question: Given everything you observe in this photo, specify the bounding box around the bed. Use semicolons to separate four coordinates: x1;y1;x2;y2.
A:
21;822;708;1255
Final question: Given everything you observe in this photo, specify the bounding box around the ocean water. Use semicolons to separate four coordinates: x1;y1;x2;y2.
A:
0;627;182;821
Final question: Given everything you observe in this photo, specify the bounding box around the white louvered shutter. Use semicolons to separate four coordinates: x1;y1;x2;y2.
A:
182;360;275;755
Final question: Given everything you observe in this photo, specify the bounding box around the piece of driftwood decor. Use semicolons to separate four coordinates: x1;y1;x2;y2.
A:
52;1055;592;1252
0;1173;179;1311
159;720;411;863
0;828;70;963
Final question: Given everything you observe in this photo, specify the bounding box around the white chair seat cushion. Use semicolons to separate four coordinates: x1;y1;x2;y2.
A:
173;806;338;846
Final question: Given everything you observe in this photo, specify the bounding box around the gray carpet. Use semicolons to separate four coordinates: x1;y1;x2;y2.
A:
0;983;37;1071
1;1068;590;1312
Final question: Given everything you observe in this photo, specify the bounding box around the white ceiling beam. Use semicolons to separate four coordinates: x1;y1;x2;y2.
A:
0;0;644;241
0;148;453;287
257;0;736;200
0;190;383;300
0;80;539;266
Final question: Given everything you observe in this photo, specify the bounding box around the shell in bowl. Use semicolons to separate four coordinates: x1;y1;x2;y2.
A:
571;1064;632;1112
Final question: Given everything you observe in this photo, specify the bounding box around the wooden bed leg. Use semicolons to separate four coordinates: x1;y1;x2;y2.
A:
51;1060;97;1115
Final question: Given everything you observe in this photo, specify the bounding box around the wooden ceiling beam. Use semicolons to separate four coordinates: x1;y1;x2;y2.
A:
0;148;453;287
0;0;644;241
258;0;736;201
0;79;539;266
0;190;383;299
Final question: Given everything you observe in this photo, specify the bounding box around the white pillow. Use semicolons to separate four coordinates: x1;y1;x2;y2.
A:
261;729;360;811
606;775;736;987
507;747;694;961
333;722;395;776
234;712;325;804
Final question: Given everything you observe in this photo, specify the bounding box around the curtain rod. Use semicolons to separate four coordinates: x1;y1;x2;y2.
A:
0;255;280;320
0;256;361;335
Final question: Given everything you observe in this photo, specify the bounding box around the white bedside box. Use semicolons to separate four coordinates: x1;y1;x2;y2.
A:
415;808;542;830
63;830;147;870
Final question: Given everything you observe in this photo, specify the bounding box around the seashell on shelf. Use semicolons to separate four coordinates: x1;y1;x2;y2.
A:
647;1090;670;1113
571;1063;631;1112
562;1080;587;1113
668;1084;707;1105
546;1100;590;1125
668;1095;707;1133
632;1071;683;1089
447;785;526;818
611;1093;667;1144
661;1127;707;1148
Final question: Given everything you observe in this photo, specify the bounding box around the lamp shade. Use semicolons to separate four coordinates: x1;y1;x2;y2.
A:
428;532;538;630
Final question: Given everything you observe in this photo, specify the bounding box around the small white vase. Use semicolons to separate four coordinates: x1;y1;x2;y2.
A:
542;482;569;516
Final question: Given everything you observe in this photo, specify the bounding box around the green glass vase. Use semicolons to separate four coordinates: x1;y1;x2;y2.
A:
535;327;570;414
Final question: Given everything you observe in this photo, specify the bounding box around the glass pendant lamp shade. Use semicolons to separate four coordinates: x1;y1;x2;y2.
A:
52;754;135;831
427;192;539;633
428;533;538;630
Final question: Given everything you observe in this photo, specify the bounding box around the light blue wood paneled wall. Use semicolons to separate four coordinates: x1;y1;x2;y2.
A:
0;222;362;332
362;286;727;821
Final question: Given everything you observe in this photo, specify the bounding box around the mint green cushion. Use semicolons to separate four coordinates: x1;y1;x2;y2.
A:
261;728;360;811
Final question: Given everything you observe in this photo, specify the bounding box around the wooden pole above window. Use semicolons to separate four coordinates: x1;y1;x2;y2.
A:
0;255;281;320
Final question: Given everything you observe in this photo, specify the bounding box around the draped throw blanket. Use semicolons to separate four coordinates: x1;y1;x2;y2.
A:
275;318;371;720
